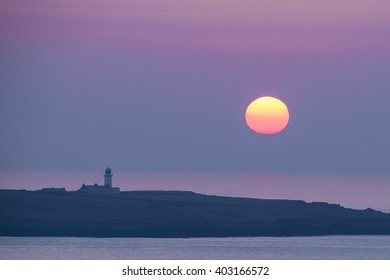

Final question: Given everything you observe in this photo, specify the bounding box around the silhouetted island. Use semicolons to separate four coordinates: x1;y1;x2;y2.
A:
1;189;390;237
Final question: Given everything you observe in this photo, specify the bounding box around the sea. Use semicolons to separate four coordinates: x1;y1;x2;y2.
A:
1;236;390;260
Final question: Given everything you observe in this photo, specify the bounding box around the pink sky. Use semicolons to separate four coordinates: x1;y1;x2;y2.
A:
2;0;390;53
1;1;390;212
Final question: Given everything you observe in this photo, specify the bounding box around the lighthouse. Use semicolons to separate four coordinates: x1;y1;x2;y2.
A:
104;167;113;188
78;167;119;194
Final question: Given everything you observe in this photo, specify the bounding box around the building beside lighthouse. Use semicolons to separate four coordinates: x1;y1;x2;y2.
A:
77;167;120;195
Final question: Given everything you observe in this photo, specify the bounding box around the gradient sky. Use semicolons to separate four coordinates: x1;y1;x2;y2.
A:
1;1;390;208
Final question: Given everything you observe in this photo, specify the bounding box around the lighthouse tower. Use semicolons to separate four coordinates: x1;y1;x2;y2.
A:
104;167;113;188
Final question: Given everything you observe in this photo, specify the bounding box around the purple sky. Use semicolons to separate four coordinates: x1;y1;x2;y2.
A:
1;1;390;209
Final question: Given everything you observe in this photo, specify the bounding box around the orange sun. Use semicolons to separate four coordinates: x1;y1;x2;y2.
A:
245;96;289;134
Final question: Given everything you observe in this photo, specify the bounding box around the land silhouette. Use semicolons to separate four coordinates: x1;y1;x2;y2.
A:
1;190;390;237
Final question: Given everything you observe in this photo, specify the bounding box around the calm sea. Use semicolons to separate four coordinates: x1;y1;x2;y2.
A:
1;236;390;260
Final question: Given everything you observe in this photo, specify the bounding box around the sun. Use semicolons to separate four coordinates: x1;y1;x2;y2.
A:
245;96;289;134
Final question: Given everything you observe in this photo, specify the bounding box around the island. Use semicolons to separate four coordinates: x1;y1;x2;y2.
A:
1;189;390;237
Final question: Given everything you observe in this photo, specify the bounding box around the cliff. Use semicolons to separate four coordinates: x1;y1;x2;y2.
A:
1;190;390;237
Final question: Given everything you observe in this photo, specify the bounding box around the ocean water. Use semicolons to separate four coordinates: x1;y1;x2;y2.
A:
1;236;390;260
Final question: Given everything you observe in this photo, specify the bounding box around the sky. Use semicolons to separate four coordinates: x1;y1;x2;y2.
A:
1;1;390;208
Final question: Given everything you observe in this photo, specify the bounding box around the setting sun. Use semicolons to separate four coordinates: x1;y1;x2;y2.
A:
245;96;289;134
